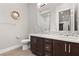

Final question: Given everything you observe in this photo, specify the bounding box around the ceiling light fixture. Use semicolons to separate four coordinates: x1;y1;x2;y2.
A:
37;3;47;8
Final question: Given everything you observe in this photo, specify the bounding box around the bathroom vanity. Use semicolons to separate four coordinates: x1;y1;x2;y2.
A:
30;34;79;56
31;5;79;56
30;4;79;56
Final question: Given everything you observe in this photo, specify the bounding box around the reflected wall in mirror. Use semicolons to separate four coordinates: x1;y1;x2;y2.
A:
59;9;71;31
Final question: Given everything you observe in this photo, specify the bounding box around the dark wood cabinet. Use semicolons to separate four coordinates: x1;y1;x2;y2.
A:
31;36;37;54
69;42;79;56
31;36;53;56
36;37;44;55
31;36;44;55
53;41;79;56
44;39;53;56
31;36;79;56
53;40;67;56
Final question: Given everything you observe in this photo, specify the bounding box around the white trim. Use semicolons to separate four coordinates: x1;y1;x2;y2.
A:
0;44;22;54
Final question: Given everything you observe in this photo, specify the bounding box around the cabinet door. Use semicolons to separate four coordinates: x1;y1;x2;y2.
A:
44;39;53;56
36;37;44;56
70;42;79;56
31;36;44;56
53;40;66;56
30;36;37;54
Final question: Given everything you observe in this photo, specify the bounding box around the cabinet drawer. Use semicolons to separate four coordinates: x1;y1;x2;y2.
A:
44;39;53;43
44;44;53;56
44;44;53;52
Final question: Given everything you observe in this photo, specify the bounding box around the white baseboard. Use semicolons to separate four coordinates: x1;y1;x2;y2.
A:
0;44;22;54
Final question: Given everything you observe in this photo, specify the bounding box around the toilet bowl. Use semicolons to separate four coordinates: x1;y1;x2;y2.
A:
21;39;30;50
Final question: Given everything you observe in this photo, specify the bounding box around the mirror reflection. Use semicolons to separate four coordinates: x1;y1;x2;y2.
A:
59;9;71;31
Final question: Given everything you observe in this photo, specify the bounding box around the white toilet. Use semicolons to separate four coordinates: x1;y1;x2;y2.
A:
21;39;30;50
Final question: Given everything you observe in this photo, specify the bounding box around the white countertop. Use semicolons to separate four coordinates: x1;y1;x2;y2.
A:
30;34;79;43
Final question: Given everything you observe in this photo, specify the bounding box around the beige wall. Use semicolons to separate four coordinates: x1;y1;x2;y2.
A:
0;3;28;50
27;3;38;34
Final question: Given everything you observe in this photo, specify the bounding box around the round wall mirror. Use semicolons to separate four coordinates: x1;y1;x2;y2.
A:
11;11;20;20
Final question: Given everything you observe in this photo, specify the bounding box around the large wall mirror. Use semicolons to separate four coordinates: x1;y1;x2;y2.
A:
38;10;51;33
58;9;72;31
58;8;78;31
